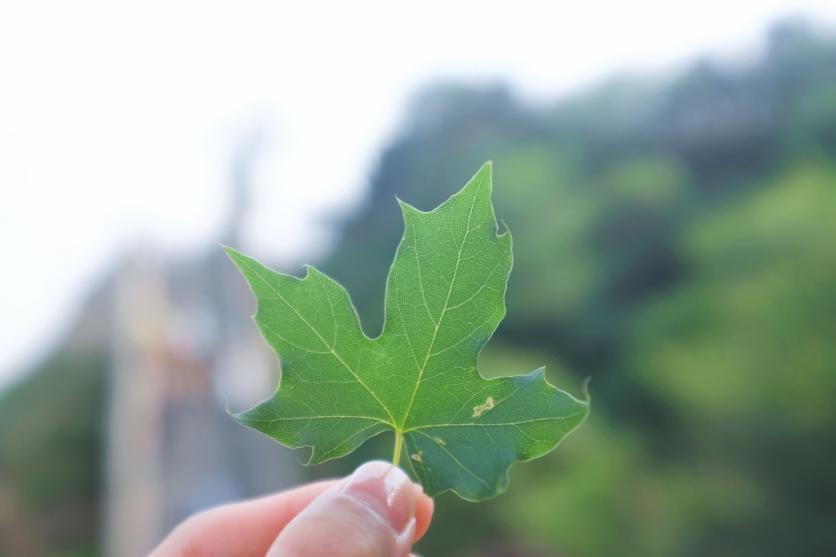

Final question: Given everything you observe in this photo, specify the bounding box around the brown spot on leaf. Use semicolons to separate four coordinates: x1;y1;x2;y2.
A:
472;396;495;418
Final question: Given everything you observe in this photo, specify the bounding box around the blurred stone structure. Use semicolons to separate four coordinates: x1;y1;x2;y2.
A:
102;132;301;556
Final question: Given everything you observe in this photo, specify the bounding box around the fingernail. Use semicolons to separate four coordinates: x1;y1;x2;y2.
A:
341;461;417;535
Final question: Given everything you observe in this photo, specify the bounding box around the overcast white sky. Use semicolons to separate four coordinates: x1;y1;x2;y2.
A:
1;0;835;390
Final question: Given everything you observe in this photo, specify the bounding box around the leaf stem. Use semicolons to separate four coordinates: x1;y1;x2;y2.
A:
392;430;404;467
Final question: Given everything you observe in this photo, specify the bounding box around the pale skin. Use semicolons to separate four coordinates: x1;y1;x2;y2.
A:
151;461;434;557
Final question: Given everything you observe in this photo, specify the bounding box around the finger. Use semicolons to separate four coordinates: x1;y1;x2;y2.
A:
151;479;337;557
267;461;434;557
413;483;433;543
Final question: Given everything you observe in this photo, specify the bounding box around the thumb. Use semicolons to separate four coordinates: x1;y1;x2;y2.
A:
267;461;421;557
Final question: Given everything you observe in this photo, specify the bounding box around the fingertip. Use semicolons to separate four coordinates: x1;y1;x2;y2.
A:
268;461;424;557
412;486;434;542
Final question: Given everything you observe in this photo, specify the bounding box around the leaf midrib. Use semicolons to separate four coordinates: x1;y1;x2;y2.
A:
398;172;487;430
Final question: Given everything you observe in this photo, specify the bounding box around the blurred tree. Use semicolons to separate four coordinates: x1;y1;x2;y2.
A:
631;162;836;556
0;350;106;557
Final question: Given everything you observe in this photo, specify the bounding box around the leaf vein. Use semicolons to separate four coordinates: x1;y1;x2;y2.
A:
399;171;488;427
235;256;396;424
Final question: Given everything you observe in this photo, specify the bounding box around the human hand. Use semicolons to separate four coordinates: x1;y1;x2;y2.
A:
151;461;434;557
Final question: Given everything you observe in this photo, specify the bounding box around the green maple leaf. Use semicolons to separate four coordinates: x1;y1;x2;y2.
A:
225;162;589;500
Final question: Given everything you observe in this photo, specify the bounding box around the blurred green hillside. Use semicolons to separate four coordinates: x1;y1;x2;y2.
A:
319;20;836;557
2;18;835;557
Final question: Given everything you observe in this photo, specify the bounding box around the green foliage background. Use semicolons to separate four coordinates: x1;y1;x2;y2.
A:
1;19;834;557
317;21;836;556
